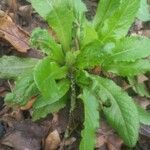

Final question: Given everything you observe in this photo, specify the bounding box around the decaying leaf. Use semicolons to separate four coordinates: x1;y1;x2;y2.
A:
0;11;30;52
44;130;61;150
96;121;123;150
140;124;150;138
20;97;36;110
1;120;47;150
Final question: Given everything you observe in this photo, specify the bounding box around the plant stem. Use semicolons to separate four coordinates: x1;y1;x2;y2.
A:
70;70;76;112
59;70;76;150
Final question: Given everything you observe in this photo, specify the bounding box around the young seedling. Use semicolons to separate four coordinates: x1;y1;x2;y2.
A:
1;0;150;149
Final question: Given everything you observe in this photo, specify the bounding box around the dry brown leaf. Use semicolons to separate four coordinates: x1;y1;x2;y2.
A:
1;120;46;150
0;11;30;52
137;75;149;84
20;97;36;110
135;96;150;109
140;124;150;138
142;30;150;37
96;121;123;150
64;137;76;146
106;134;123;150
96;135;106;148
45;130;61;150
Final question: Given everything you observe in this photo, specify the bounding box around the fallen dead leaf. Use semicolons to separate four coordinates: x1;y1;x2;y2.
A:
96;135;106;148
142;30;150;37
0;10;30;52
135;96;150;109
44;130;61;150
20;97;36;110
10;109;24;121
137;75;149;84
1;120;47;150
96;121;123;150
106;134;123;150
64;137;76;146
140;124;150;138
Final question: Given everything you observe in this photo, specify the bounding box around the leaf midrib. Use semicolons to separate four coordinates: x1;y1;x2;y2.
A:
1;65;35;70
96;0;114;28
101;0;136;42
47;0;69;50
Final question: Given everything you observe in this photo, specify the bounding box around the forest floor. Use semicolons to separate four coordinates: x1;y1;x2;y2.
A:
0;0;150;150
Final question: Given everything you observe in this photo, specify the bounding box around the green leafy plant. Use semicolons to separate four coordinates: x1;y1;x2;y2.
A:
137;0;150;21
1;0;150;149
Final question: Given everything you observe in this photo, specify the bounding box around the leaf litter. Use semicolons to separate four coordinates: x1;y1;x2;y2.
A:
0;10;30;52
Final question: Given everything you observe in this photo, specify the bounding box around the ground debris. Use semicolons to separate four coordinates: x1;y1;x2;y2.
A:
1;120;47;150
0;10;30;52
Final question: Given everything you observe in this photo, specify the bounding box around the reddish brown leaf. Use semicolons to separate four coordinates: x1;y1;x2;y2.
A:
20;97;36;111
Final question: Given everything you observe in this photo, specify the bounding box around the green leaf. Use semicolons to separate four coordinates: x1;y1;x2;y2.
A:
70;0;87;19
31;0;74;51
69;0;87;45
137;0;150;21
98;0;140;42
103;37;150;63
32;95;68;120
0;56;38;79
30;0;52;19
79;88;100;150
47;8;74;51
81;22;98;48
30;28;64;64
93;0;120;28
93;76;139;147
128;77;150;97
136;105;150;125
5;74;39;106
34;57;68;93
76;42;104;69
103;59;150;77
78;71;140;147
33;79;70;108
34;57;70;107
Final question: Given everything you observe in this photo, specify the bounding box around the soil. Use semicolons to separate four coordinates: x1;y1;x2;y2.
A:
0;0;150;150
